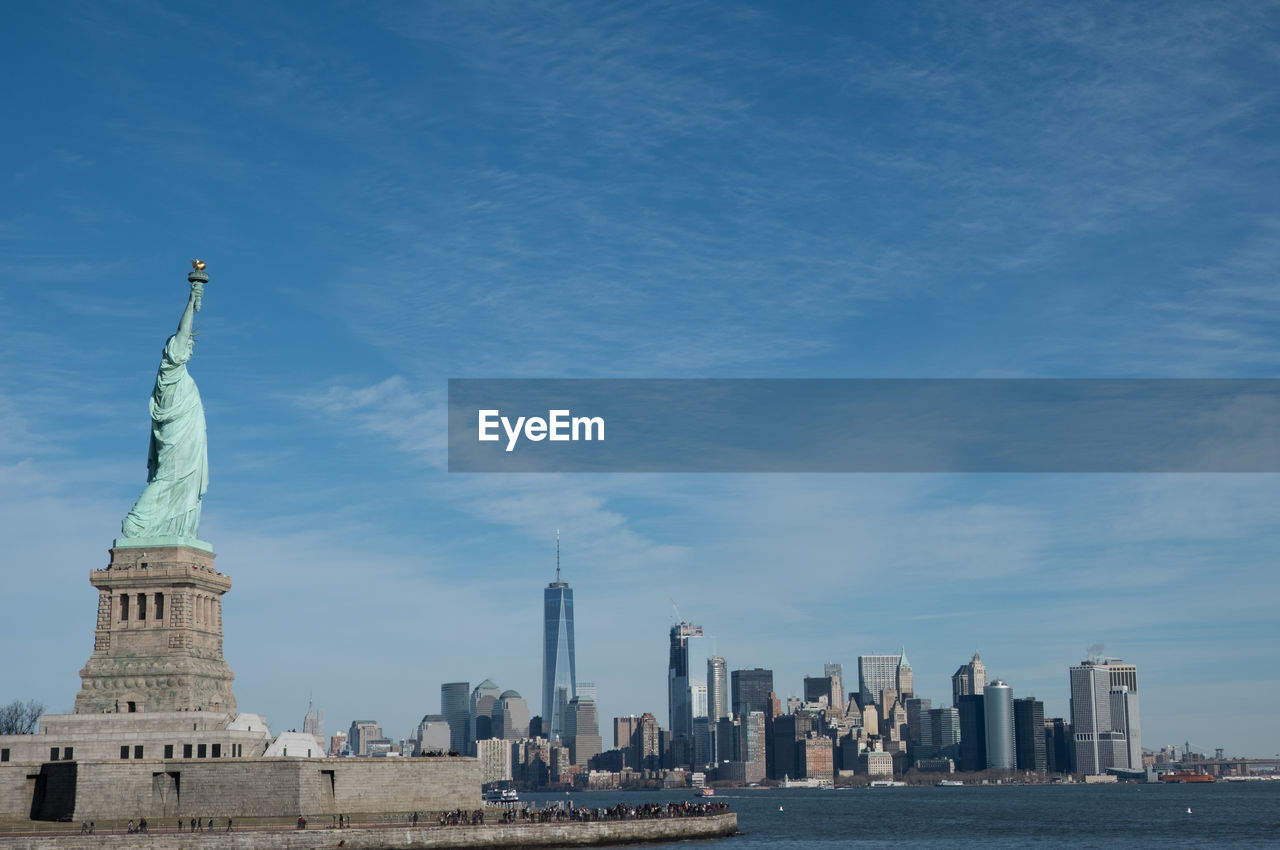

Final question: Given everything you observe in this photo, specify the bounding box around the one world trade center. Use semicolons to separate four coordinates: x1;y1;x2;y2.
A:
542;532;576;743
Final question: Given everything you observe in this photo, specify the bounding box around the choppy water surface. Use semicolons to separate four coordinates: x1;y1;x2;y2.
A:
521;782;1279;848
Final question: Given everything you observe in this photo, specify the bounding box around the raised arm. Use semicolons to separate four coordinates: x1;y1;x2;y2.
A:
175;280;202;340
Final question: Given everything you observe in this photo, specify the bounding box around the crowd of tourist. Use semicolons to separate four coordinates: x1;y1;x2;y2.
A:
69;799;729;834
478;800;732;825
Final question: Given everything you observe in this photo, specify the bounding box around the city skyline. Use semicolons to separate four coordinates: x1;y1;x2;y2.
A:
2;2;1277;759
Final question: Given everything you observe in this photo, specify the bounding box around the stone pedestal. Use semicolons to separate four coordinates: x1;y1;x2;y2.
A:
74;544;237;714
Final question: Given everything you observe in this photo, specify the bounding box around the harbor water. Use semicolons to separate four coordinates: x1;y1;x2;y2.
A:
521;781;1278;848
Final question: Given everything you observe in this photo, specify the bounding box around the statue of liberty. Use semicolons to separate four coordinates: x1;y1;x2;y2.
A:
120;262;210;544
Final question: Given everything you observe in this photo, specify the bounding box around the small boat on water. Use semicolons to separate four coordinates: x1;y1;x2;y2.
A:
483;788;521;803
869;780;907;788
936;780;965;786
696;787;716;797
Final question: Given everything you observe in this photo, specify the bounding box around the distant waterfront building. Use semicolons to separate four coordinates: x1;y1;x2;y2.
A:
441;682;470;755
470;679;501;750
716;715;739;766
858;654;901;712
957;694;986;772
1110;687;1141;770
1013;697;1047;772
929;707;961;761
328;732;346;757
347;720;381;757
550;744;570;781
614;715;640;752
476;737;512;784
860;703;879;740
302;700;324;750
983;681;1015;771
884;698;908;744
667;621;708;766
803;675;838;710
823;663;845;714
1070;660;1121;775
416;714;452;754
951;652;987;707
1045;717;1072;773
731;668;774;718
863;748;894;778
364;737;393;756
769;713;814;780
542;536;577;744
708;657;729;721
800;735;834;782
1105;661;1138;693
896;649;914;699
634;712;662;771
498;690;530;740
707;656;729;763
741;710;767;782
692;716;714;768
513;737;551;786
905;697;932;758
565;695;603;766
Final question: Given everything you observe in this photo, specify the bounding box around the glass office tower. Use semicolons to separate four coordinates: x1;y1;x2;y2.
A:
542;540;576;743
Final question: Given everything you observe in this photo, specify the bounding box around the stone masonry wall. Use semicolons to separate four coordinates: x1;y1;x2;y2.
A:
49;757;480;821
0;812;737;850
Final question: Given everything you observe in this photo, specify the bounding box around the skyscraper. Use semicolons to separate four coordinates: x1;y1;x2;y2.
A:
347;720;381;757
823;663;845;714
498;689;530;740
542;534;576;743
1110;687;1141;770
470;679;501;753
896;649;914;700
983;681;1015;771
1105;661;1138;693
1013;697;1047;772
951;652;987;706
1045;717;1072;773
441;682;470;755
417;714;451;754
564;695;602;766
668;621;707;767
957;694;986;771
731;668;774;718
927;706;961;762
634;712;661;771
1069;659;1124;775
740;711;767;782
707;656;729;722
858;654;901;712
905;697;932;758
803;675;838;709
707;655;729;764
614;715;640;752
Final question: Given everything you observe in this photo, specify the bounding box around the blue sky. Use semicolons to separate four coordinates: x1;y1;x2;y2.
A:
2;1;1278;756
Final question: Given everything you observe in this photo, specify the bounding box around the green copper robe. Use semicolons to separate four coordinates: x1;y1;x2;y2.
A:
121;331;208;539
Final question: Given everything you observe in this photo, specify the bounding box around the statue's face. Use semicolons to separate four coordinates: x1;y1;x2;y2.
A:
187;337;195;355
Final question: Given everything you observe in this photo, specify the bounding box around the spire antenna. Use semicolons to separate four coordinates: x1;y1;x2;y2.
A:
556;529;561;583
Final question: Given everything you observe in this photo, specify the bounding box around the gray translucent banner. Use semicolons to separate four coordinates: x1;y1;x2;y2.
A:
447;379;1280;472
